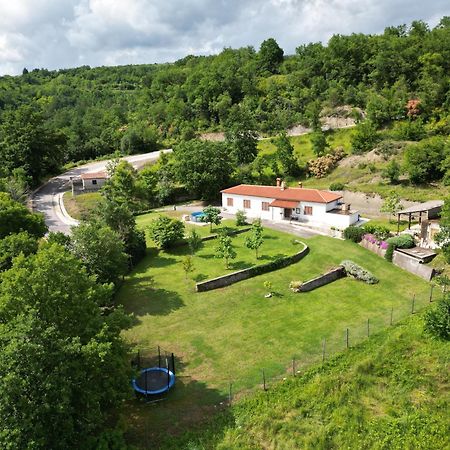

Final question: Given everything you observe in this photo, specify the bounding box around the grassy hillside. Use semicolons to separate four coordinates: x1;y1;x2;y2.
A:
160;313;449;449
118;218;434;447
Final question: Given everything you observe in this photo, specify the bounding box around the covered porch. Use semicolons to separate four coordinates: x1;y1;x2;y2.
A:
396;200;443;234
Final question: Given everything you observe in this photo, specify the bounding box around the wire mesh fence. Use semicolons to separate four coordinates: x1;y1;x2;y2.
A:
131;286;440;406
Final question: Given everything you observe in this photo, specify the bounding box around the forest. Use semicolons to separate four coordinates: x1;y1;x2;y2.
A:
0;17;449;189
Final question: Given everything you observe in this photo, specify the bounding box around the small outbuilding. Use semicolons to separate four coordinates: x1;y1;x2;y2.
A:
396;200;444;233
80;172;108;191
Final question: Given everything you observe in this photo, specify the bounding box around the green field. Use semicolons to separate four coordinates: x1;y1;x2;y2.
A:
118;218;432;446
63;191;102;220
161;313;449;449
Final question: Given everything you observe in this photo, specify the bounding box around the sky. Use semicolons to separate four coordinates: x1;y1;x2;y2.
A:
0;0;448;75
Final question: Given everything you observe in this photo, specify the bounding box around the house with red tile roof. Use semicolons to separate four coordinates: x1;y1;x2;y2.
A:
221;179;360;229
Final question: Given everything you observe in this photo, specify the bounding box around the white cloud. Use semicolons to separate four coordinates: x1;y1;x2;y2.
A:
0;0;448;75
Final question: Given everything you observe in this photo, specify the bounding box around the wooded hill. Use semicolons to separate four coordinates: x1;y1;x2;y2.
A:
0;17;449;186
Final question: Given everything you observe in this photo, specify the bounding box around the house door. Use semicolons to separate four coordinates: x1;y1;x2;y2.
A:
284;208;292;219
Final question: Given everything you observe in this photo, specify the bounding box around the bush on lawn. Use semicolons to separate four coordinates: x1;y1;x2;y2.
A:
424;295;450;340
385;242;395;262
235;210;247;226
147;215;185;249
344;226;365;242
341;260;379;284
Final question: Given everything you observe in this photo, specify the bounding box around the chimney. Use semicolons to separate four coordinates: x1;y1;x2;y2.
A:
298;182;303;188
281;181;286;190
276;178;281;187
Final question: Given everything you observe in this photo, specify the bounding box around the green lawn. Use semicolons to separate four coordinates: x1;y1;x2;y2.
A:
161;313;449;449
63;191;102;220
117;226;432;446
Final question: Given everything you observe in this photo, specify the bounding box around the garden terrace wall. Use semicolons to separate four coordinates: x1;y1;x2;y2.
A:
196;243;309;292
360;239;387;258
297;266;345;292
392;251;435;281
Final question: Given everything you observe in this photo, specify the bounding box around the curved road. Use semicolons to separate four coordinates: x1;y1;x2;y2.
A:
32;150;172;234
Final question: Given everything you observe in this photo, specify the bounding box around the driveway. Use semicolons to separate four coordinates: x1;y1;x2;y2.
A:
32;150;172;234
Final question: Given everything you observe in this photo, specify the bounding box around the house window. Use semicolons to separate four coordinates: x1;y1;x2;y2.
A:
295;208;301;214
92;179;97;185
243;199;251;209
261;202;269;211
304;206;313;215
227;197;233;207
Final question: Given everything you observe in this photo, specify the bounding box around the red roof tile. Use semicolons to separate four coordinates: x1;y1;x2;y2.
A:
80;171;108;180
269;199;298;208
221;184;342;204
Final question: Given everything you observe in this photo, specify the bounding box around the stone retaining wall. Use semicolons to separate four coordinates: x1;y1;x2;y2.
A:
359;239;387;258
392;251;435;281
297;266;346;292
196;243;309;292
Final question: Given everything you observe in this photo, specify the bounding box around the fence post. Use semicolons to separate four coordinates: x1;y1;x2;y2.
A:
322;338;326;362
390;307;393;326
262;369;266;391
346;328;349;349
158;345;161;368
171;353;175;375
367;319;370;338
292;359;296;377
228;382;233;405
411;294;415;314
429;285;434;303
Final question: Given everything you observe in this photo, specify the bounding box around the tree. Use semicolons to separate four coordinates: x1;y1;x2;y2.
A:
245;219;264;260
0;105;67;184
95;199;146;266
0;244;130;449
70;221;128;286
182;255;195;280
225;106;259;165
380;192;402;222
275;132;297;176
215;233;236;268
174;141;233;200
0;231;38;271
258;38;284;74
404;137;446;184
147;215;185;249
102;160;140;209
382;160;401;184
202;206;222;232
187;229;202;254
0;193;47;239
310;128;328;157
351;121;379;154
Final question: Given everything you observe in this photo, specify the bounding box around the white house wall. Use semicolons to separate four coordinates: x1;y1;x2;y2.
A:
222;193;358;228
82;178;107;190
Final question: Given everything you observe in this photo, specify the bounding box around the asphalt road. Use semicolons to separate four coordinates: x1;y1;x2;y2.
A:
32;150;172;234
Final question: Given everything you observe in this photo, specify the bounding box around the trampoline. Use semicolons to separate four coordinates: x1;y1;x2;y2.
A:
132;367;175;396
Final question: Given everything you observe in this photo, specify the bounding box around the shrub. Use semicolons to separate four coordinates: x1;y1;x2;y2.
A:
344;226;365;243
147;215;185;249
424;295;450;340
187;229;202;253
386;234;415;249
363;224;391;240
235;210;247;226
329;182;346;191
341;260;379;284
385;243;395;262
351;121;379;154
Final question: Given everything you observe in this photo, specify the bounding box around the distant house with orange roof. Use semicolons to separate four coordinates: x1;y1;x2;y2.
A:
221;179;360;228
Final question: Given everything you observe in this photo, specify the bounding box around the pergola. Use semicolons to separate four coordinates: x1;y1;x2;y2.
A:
396;200;444;234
